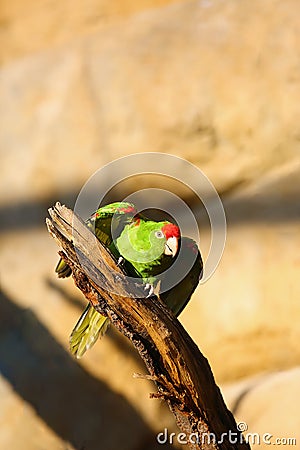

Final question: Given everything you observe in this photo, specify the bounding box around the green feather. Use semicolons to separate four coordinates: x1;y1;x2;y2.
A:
69;304;110;359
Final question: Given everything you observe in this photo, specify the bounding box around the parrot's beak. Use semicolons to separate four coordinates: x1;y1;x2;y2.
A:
164;236;179;257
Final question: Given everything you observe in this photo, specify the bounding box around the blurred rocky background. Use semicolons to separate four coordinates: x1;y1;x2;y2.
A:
1;0;299;449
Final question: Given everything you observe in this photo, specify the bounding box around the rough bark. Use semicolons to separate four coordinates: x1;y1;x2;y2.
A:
46;202;250;450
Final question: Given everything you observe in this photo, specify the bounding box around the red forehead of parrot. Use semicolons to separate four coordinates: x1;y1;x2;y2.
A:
118;205;137;214
161;223;180;239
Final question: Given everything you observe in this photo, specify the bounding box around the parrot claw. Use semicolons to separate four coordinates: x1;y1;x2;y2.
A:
117;256;124;266
144;283;154;298
115;258;124;282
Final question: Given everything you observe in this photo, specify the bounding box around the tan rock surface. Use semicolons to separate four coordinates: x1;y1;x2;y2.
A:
1;0;300;204
0;0;178;63
0;376;70;450
222;367;300;449
183;160;300;381
1;0;299;448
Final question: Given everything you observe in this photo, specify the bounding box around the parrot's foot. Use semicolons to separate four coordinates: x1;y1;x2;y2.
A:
144;283;154;298
117;256;124;266
115;257;124;282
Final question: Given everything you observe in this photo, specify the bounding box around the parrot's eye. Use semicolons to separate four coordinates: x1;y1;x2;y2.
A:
155;231;164;239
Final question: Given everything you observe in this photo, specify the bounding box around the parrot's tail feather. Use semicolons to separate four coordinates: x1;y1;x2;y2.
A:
55;258;72;278
69;304;110;358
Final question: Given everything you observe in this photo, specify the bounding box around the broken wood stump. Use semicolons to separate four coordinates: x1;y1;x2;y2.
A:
46;202;250;450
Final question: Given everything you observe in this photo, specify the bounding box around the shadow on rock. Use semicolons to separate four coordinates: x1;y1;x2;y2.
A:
0;290;173;450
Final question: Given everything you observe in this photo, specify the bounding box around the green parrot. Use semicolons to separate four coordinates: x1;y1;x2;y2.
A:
55;202;202;358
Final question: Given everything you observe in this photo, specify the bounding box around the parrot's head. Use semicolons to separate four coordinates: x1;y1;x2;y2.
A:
160;223;180;257
116;219;180;265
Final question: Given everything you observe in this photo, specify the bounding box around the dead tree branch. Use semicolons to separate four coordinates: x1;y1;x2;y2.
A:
46;203;250;450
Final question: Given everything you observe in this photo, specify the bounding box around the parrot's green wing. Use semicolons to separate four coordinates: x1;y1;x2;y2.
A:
55;202;137;278
69;304;110;358
160;237;203;317
55;202;137;357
